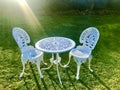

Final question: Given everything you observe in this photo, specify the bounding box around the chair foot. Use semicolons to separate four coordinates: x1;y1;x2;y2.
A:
76;76;79;80
19;73;24;78
89;69;93;72
40;75;43;78
43;62;47;65
63;65;69;68
42;60;47;65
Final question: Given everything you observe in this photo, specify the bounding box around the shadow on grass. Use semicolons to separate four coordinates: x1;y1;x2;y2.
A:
42;66;91;90
23;77;30;90
90;71;111;90
41;78;48;90
45;70;62;89
66;69;77;90
29;62;67;90
28;62;110;90
83;64;111;90
69;68;91;90
45;70;67;90
42;73;57;90
29;63;41;90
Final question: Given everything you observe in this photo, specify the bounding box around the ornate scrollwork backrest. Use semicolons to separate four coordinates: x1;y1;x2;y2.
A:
79;27;100;50
12;27;30;49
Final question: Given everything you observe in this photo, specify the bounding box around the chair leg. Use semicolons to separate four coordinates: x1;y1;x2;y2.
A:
56;53;62;84
88;55;93;72
76;63;81;80
19;60;26;78
36;61;43;78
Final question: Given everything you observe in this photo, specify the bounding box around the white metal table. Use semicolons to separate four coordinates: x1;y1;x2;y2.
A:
35;37;75;84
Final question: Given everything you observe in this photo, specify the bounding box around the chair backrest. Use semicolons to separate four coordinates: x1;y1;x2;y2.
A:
79;27;100;50
12;27;30;49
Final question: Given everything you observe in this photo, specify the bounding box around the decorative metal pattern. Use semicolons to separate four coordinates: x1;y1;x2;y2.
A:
35;36;76;84
12;27;30;49
36;37;75;53
80;27;100;49
69;27;100;80
12;27;44;78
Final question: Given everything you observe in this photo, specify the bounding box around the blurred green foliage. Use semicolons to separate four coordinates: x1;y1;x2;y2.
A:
27;0;120;11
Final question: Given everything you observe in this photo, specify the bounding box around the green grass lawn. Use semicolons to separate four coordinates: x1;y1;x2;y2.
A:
0;12;120;90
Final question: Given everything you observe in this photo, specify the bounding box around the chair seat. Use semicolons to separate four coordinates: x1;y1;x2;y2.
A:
70;46;91;59
22;46;43;60
29;50;43;60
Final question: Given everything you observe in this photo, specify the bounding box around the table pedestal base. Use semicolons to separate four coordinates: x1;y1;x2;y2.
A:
41;53;70;84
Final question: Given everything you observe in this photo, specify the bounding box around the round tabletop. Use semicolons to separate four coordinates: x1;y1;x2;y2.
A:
35;37;76;53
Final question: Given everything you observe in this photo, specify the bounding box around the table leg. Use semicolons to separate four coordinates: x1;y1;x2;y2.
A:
59;53;72;68
56;53;62;84
41;54;54;71
41;53;62;84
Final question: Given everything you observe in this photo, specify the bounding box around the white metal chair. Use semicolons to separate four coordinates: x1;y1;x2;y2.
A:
69;27;100;80
12;27;45;78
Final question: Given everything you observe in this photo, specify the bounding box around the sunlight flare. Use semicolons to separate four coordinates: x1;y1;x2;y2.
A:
17;0;26;6
17;0;43;30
